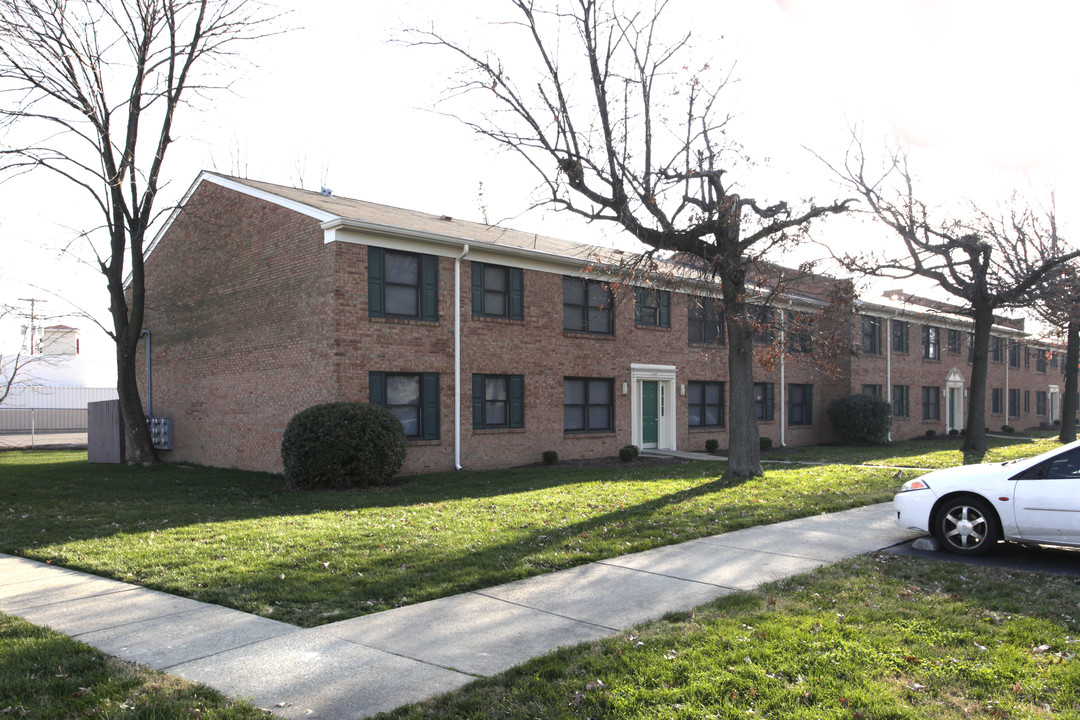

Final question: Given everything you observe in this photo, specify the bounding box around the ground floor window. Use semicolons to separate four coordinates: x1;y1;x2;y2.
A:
991;388;1004;415
1037;391;1048;416
472;374;524;429
564;377;614;433
788;384;813;426
1008;388;1020;418
861;384;882;398
369;372;440;440
922;386;940;421
754;382;774;422
892;385;909;417
688;381;725;428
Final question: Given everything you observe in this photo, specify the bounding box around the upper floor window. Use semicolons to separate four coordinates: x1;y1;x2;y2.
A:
1037;352;1047;373
751;306;775;345
967;332;975;363
861;315;882;355
472;262;523;320
688;297;724;345
1008;340;1021;368
635;288;670;328
368;247;438;321
891;319;909;354
991;336;1004;363
947;329;962;355
563;277;613;335
1051;351;1060;369
787;311;813;353
922;326;940;360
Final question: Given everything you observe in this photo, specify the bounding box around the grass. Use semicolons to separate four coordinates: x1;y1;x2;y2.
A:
0;612;269;719
768;435;1061;468
0;437;1059;628
0;436;1071;719
377;553;1080;719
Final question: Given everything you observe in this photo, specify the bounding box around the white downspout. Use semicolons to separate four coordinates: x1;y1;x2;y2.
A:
1004;338;1010;425
454;244;470;470
886;315;894;442
779;309;787;447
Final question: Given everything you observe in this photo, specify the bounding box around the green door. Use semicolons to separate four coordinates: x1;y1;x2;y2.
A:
642;381;659;448
948;388;957;429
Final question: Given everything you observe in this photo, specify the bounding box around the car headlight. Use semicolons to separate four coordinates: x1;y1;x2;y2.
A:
899;478;930;492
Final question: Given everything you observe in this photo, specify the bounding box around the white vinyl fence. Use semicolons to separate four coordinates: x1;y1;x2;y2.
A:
0;386;119;433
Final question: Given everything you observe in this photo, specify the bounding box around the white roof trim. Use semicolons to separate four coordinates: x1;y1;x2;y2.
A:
142;172;336;265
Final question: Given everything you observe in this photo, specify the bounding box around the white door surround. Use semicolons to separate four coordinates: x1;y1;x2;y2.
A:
945;368;965;433
630;363;677;451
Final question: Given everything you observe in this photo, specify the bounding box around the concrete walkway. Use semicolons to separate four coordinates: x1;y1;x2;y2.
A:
0;504;922;719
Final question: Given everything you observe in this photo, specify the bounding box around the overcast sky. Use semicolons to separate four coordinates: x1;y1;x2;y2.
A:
2;0;1078;357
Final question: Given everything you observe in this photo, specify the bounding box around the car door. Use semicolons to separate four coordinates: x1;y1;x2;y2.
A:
1012;447;1080;544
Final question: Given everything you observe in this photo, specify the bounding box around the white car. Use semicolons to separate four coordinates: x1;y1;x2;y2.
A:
894;439;1080;555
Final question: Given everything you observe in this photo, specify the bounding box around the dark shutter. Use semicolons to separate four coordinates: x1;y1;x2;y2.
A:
421;254;439;322
509;375;525;428
369;371;385;406
471;261;484;316
659;290;670;328
509;267;524;321
472;374;485;429
634;287;643;324
805;385;813;424
764;383;774;422
368;247;385;318
422;372;440;440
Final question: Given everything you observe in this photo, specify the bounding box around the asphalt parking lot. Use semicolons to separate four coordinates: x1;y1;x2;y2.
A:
886;538;1080;577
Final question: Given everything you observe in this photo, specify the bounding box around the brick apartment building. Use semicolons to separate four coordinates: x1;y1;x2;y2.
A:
138;172;1067;475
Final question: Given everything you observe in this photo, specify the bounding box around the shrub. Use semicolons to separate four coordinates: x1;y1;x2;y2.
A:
760;437;773;452
619;444;640;462
542;450;559;465
281;402;407;490
948;428;960;436
826;394;893;445
705;438;719;453
1001;424;1015;434
925;429;937;438
1054;419;1062;428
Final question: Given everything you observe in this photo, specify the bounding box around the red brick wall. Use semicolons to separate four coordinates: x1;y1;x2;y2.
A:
141;182;338;472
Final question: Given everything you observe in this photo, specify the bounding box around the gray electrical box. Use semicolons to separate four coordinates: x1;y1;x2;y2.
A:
147;416;173;450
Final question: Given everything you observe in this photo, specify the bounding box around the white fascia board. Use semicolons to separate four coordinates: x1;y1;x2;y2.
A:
142;171;336;266
323;218;599;276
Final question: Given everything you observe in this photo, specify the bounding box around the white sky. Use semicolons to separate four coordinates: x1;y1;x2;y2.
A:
2;0;1078;361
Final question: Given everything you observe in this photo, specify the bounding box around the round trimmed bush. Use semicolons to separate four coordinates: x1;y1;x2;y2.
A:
760;436;773;452
542;450;559;465
281;402;408;490
705;438;719;453
826;394;893;445
619;444;640;462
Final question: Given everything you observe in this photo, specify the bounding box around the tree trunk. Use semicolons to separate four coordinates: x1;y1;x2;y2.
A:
720;264;762;480
1060;317;1079;444
961;304;994;463
116;333;157;466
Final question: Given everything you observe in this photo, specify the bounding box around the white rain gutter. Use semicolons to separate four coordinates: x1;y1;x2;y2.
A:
454;244;470;470
779;308;787;448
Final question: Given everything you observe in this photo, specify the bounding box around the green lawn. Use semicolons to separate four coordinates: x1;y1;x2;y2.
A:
378;553;1080;719
0;437;1059;628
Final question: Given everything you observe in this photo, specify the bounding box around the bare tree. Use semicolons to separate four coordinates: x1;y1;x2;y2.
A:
0;299;63;405
1030;260;1080;443
831;140;1079;461
0;0;276;464
413;0;851;478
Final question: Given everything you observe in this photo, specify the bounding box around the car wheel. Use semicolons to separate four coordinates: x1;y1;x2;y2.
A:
935;496;999;556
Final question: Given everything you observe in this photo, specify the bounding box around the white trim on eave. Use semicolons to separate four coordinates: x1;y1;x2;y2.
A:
142;171;337;266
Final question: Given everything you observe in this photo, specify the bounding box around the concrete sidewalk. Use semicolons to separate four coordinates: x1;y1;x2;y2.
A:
0;503;922;719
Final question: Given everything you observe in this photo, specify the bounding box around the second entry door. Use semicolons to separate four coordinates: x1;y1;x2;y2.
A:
642;381;659;448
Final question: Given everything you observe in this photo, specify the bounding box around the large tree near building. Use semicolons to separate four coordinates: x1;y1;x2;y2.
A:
0;0;274;464
413;0;850;479
1030;260;1080;443
831;140;1079;461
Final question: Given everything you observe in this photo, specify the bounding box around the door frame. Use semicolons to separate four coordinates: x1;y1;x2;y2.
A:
630;364;677;451
945;368;964;433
